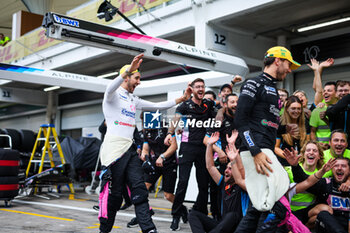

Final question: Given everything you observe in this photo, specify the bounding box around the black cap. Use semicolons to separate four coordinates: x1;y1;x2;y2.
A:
220;84;232;93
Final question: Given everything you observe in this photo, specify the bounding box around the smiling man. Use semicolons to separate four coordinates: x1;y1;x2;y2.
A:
188;131;246;233
336;80;350;100
164;77;217;231
310;81;338;148
98;53;192;233
292;157;350;233
323;130;350;177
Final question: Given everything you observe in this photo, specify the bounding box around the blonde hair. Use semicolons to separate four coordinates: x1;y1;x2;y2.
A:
299;140;324;170
281;96;307;147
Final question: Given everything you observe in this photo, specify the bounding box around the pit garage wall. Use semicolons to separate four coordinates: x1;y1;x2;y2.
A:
0;112;46;131
61;104;104;131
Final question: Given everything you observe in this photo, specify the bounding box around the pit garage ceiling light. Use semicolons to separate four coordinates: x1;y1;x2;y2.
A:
44;86;60;92
97;71;118;79
297;17;350;32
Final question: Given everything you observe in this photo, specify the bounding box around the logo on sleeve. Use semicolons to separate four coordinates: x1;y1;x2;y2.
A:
119;94;128;101
243;131;254;147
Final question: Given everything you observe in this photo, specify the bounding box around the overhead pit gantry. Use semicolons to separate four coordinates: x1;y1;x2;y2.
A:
42;12;248;76
0;13;249;106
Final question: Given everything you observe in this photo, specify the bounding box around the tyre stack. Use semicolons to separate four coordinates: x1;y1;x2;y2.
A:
0;149;20;205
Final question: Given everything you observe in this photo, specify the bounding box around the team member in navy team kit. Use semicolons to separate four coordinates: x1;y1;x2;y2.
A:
164;78;217;231
189;131;248;233
126;125;185;228
204;94;240;219
98;53;192;233
205;93;240;163
234;46;301;232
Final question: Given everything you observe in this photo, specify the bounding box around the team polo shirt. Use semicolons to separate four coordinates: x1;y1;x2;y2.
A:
206;112;240;151
217;176;246;217
143;127;176;164
309;106;331;144
176;98;215;145
323;149;350;177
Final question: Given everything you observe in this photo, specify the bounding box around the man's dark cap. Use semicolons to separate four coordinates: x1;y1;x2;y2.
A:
220;84;232;92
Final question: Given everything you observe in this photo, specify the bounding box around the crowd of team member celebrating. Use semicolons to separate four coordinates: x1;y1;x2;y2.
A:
98;47;350;233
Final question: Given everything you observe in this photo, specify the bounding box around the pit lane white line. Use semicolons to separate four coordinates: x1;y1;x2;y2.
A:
13;200;173;222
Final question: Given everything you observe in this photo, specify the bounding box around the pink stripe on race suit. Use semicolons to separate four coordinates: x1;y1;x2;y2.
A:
98;181;110;220
127;185;131;197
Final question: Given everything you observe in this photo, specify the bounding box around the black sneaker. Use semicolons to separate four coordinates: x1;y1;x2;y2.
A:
170;217;180;231
181;206;188;223
127;217;139;228
120;203;131;210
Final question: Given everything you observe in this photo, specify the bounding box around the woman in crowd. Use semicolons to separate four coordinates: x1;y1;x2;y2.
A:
293;90;312;119
275;96;310;166
283;142;334;229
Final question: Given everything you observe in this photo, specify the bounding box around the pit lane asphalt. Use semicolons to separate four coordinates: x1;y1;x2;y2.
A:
0;189;192;233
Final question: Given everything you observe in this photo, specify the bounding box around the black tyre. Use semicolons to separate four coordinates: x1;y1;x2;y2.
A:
0;149;20;176
19;129;36;153
0;176;19;198
2;129;21;150
0;129;9;148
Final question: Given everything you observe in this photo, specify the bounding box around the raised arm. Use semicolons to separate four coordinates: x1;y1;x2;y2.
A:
295;158;336;194
226;130;245;179
136;82;192;111
206;132;222;184
231;159;246;191
230;75;243;88
308;58;323;105
105;54;144;101
308;58;334;105
203;135;227;164
225;140;246;191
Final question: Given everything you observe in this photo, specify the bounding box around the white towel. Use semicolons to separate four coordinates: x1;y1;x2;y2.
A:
241;148;289;211
100;133;133;167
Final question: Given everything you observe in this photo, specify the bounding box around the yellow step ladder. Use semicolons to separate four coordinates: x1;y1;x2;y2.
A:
26;124;74;196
